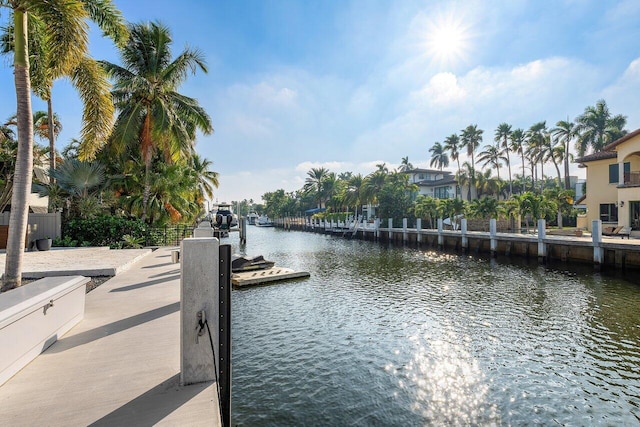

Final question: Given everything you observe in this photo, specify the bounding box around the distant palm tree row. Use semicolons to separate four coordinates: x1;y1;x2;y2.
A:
430;99;627;198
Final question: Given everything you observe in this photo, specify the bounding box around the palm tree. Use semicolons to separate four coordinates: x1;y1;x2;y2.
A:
188;153;219;203
345;174;364;216
429;142;449;170
443;133;461;198
542;133;563;187
509;128;527;193
363;168;387;206
495;123;513;196
526;122;547;191
477;143;506;181
398;156;413;172
552;119;577;190
1;0;126;290
576;99;627;156
304;167;329;208
460;124;483;199
1;2;127;174
101;21;213;221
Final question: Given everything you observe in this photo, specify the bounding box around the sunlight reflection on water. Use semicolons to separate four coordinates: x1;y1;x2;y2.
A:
231;227;640;426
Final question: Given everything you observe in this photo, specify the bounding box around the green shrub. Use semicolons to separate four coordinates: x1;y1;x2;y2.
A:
63;215;147;249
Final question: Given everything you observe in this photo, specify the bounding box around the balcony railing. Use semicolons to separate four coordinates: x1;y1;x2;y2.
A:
623;171;640;185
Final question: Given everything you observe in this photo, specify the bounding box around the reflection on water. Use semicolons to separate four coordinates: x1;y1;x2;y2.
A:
230;227;640;426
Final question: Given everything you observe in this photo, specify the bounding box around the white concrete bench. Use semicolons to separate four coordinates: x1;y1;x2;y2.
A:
0;276;89;386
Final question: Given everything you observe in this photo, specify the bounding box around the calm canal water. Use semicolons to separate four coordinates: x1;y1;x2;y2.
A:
229;226;640;426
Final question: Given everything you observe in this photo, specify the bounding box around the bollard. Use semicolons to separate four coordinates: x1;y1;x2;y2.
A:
461;219;468;253
537;219;546;262
592;220;603;266
490;218;497;257
171;249;180;263
416;218;422;244
437;218;443;247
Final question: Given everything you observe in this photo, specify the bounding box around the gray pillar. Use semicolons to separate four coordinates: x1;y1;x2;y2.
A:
416;218;422;243
490;218;497;257
537;219;546;261
437;218;443;246
402;218;408;242
461;218;468;252
388;218;393;240
592;220;603;265
375;218;380;240
180;237;220;385
194;221;214;238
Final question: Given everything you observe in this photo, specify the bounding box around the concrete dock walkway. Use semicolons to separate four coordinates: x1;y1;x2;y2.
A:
0;247;221;426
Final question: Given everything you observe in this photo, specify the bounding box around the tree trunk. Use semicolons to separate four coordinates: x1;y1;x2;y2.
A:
47;97;56;185
564;141;571;190
141;163;150;221
3;10;33;291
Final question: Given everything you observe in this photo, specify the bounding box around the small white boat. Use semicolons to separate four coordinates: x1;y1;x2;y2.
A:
256;215;274;227
247;212;259;225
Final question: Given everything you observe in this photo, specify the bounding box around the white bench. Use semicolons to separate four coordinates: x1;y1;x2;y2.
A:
0;276;89;386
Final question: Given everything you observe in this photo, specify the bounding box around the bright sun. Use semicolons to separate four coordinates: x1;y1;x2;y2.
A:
424;15;470;68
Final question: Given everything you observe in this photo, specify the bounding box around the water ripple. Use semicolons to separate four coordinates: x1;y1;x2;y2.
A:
231;228;640;426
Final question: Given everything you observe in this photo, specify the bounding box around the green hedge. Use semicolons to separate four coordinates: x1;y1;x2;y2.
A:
62;215;147;248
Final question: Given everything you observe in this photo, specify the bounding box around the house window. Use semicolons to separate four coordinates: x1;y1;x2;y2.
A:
434;187;450;199
599;203;618;222
609;162;630;184
418;174;425;180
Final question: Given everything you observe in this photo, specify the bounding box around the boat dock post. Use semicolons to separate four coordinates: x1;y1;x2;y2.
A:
239;216;247;244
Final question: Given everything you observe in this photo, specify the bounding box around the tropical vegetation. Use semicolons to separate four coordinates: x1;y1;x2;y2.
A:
0;4;219;290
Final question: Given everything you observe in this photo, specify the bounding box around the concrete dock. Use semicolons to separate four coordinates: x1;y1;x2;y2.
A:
0;247;221;426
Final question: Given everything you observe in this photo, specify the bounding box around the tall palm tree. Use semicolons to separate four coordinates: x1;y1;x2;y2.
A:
398;156;413;172
526;122;547;191
101;21;213;221
576;99;627;156
460;124;483;199
443;133;461;198
494;123;513;196
345;173;364;216
1;0;126;291
188;153;219;203
362;168;387;206
552;119;577;190
509;128;526;192
429;142;449;171
477;143;506;181
542;133;563;187
1;2;127;174
304;167;329;208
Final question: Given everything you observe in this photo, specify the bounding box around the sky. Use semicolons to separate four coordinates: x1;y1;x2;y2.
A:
1;0;640;204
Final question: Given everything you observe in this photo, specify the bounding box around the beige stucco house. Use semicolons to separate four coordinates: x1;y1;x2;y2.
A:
576;128;640;233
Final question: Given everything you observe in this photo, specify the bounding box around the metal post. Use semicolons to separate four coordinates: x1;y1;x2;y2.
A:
461;219;468;253
219;244;232;427
592;220;603;266
490;218;497;257
537;219;546;262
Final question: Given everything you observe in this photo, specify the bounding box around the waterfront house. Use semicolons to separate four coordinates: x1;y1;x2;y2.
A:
404;168;458;200
575;128;640;234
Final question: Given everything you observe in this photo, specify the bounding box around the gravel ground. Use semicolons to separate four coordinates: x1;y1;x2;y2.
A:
85;276;112;293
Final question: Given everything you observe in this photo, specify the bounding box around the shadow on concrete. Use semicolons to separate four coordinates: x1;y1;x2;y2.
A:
109;275;180;292
142;262;174;269
148;269;180;279
47;302;180;353
89;374;213;426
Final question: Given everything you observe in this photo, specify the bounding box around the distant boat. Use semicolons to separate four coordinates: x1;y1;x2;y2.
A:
256;215;274;227
247;212;259;225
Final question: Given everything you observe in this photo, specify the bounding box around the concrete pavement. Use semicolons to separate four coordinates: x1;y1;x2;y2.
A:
0;247;221;426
